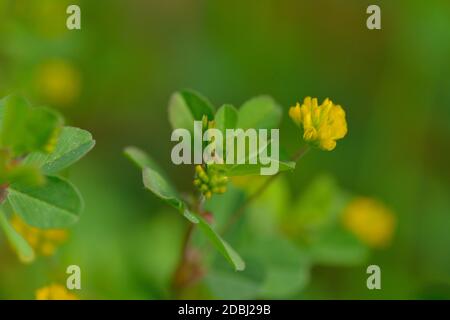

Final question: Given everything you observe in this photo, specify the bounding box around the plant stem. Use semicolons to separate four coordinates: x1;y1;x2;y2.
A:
0;184;9;204
291;144;310;162
170;196;205;295
221;145;310;234
171;222;194;295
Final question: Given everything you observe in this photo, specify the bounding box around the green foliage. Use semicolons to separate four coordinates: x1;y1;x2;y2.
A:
290;175;342;234
0;94;94;261
206;235;311;299
0;95;63;156
143;167;184;211
0;210;35;263
276;175;370;267
251;236;310;298
214;104;238;133
125;146;245;271
309;225;369;266
1;162;44;187
200;172;372;298
125;89;371;299
2;0;449;300
203;183;311;299
24;126;95;175
237;96;282;129
214;158;295;177
195;214;245;271
205;256;265;299
126;90;294;271
8;176;83;228
168;90;215;133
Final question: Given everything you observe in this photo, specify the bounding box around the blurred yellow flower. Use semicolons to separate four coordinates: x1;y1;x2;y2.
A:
36;284;78;300
342;197;396;248
11;215;68;257
35;59;81;106
289;97;347;151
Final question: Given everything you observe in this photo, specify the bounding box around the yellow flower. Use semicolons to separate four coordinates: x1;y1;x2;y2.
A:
35;59;81;106
36;284;78;300
342;197;396;248
11;215;68;257
289;97;347;151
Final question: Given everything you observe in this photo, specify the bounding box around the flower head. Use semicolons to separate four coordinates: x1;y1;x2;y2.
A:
36;284;78;300
289;97;347;151
342;197;396;248
11;215;68;258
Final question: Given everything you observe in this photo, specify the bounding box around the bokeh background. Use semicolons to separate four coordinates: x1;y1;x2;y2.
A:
1;0;450;299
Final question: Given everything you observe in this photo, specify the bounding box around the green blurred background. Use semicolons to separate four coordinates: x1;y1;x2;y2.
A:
1;0;450;299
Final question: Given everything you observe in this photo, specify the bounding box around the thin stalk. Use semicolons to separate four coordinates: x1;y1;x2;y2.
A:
170;195;204;295
0;184;9;204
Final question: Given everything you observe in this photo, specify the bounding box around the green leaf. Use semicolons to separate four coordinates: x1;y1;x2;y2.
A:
237;96;282;129
168;90;215;132
215;104;238;133
205;255;264;299
126;146;183;209
24;126;95;175
221;159;295;177
6;164;45;187
7;175;83;228
293;175;340;230
245;177;291;235
256;237;310;298
124;146;165;174
310;226;369;266
237;234;311;298
0;95;28;149
211;138;295;176
142;170;245;270
215;104;238;156
195;212;245;271
0;95;63;155
204;184;245;229
179;90;215;120
206;232;310;298
126;147;245;271
206;270;261;299
23;107;63;153
142;167;184;211
0;210;35;263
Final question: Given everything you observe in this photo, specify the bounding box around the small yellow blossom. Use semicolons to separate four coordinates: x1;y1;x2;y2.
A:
35;59;81;106
289;97;347;151
342;197;396;248
36;284;78;300
11;215;68;257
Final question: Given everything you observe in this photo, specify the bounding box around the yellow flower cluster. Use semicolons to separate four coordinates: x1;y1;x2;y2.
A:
289;97;347;151
193;165;228;199
342;197;396;248
36;284;78;300
11;215;68;257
